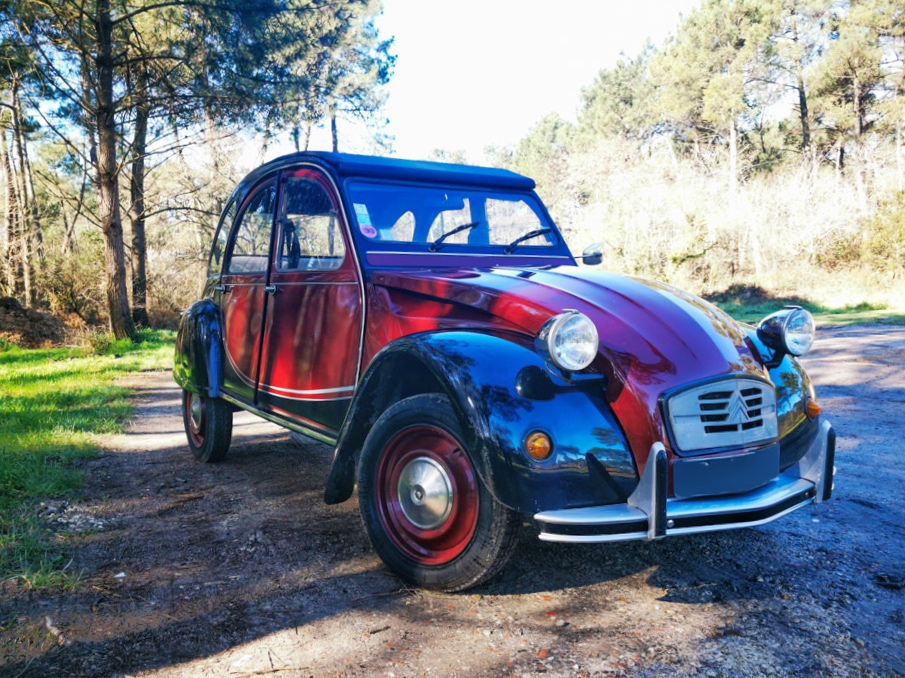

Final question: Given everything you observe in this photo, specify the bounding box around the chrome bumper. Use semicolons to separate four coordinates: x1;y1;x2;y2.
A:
535;420;835;543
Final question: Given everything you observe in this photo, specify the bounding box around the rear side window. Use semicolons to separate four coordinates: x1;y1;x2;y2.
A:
208;199;237;277
225;182;277;275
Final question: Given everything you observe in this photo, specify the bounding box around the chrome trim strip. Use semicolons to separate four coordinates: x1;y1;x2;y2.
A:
534;421;833;544
535;474;813;527
259;384;355;396
538;493;814;544
271;281;358;287
219;392;339;446
256;383;355;401
367;251;572;259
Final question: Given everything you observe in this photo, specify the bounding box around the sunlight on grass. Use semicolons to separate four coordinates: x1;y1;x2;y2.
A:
704;284;905;327
0;329;174;588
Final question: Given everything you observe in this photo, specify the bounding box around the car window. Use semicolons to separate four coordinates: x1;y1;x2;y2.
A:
425;199;473;244
346;181;555;248
276;178;345;271
226;183;276;275
484;197;549;245
208;198;237;277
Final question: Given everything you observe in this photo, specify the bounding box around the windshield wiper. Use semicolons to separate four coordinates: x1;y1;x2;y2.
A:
429;221;481;252
504;227;553;254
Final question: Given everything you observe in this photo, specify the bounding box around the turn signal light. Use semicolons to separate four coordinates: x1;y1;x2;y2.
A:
525;431;553;460
805;397;822;419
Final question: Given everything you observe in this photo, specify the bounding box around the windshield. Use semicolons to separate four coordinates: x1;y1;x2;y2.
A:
345;181;557;249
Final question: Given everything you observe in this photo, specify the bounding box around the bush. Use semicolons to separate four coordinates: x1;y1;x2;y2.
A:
862;190;905;278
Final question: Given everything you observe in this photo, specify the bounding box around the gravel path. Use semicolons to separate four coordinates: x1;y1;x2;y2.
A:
1;325;903;677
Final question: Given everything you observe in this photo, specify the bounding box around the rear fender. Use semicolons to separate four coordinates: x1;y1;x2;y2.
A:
324;331;637;514
173;298;222;397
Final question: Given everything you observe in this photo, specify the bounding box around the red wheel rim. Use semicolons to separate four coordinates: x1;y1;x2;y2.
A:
375;425;479;566
183;391;206;448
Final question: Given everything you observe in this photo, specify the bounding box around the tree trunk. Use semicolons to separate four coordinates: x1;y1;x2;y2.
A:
797;70;810;150
10;81;37;305
12;86;44;303
81;56;99;183
129;64;151;327
897;120;904;192
728;116;738;205
0;126;21;297
62;166;88;255
791;16;810;152
331;107;338;152
96;0;137;341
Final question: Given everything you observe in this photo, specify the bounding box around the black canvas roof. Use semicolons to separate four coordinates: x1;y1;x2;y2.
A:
230;151;536;207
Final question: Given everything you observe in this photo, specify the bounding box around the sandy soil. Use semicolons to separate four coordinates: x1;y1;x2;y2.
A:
1;325;903;677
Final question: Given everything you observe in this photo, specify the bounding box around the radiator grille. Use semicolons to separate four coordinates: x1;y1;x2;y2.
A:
667;378;778;453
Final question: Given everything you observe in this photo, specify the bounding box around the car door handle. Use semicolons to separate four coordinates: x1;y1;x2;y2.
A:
215;284;232;293
264;284;278;294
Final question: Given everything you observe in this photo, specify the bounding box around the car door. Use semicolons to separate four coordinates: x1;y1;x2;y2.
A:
219;179;277;403
256;168;363;433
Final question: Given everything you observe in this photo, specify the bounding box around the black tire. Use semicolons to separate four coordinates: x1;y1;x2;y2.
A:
182;389;233;462
357;393;519;592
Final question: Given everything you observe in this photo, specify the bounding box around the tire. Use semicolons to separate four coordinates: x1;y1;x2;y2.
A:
181;389;233;463
357;393;519;592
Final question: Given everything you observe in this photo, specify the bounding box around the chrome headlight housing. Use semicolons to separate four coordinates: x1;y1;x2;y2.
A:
756;306;815;357
536;310;599;372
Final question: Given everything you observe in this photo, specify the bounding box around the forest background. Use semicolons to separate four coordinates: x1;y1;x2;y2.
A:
1;0;904;344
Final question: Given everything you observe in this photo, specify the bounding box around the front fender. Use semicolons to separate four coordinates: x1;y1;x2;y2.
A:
745;327;819;469
173;297;222;397
325;331;638;514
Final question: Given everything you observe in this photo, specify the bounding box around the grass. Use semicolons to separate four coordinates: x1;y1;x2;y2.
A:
703;284;905;327
0;328;174;589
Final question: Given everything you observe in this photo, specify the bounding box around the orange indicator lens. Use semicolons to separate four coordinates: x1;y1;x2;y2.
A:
525;431;553;460
805;397;822;419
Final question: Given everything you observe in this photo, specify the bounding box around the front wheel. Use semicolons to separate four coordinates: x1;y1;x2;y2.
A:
357;394;519;592
182;389;233;462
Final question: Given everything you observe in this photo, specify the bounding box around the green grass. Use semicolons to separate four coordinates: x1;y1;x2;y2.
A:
704;284;905;326
0;328;174;589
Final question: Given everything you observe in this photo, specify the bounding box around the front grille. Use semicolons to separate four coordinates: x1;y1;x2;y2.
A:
666;378;778;454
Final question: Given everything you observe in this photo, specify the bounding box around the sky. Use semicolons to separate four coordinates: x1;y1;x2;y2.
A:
321;0;701;162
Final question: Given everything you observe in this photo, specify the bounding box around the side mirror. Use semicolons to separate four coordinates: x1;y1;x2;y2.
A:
579;243;603;266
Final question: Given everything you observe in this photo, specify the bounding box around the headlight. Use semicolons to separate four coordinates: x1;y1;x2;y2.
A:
757;306;815;357
537;310;599;372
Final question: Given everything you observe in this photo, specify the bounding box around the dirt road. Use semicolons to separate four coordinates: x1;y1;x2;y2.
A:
2;325;904;677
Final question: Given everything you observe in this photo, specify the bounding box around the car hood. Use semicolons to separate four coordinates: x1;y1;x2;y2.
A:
371;265;770;463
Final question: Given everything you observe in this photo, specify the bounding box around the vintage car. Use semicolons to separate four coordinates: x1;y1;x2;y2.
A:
174;151;835;592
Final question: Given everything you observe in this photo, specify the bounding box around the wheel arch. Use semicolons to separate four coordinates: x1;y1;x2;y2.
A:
324;330;637;513
324;341;450;504
173;297;223;398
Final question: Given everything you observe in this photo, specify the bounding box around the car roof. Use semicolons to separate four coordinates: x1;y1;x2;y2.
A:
229;151;536;207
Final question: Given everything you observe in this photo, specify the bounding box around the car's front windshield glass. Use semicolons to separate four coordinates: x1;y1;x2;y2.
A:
345;181;556;250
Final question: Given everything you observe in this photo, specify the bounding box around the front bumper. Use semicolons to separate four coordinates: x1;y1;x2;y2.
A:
535;420;835;543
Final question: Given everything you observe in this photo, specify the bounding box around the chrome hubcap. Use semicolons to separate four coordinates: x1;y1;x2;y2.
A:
396;456;453;530
190;393;203;431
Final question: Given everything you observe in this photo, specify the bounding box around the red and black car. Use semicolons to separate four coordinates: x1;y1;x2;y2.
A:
174;151;835;592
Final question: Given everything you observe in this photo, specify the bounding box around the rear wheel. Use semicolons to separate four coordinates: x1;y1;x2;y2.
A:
182;389;233;462
357;394;519;591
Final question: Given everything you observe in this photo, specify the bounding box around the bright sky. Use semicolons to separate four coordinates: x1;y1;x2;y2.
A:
356;0;701;162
